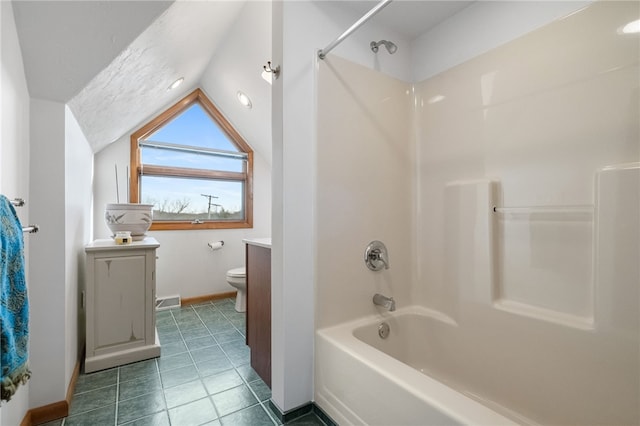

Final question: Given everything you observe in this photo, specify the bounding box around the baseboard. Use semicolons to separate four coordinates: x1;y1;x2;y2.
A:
19;411;31;426
27;401;68;426
65;361;81;406
267;400;337;425
268;400;313;423
181;291;236;306
23;361;80;426
312;403;338;426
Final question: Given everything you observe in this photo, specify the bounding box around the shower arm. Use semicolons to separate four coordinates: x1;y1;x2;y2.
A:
371;40;397;54
318;0;393;60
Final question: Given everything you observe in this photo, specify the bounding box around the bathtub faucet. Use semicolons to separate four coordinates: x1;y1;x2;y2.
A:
373;293;395;312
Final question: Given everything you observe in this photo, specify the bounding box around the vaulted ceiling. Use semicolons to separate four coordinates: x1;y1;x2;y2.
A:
12;0;247;152
11;0;472;153
12;1;173;103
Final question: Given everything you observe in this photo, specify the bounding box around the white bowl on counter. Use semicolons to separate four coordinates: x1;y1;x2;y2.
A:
105;203;153;240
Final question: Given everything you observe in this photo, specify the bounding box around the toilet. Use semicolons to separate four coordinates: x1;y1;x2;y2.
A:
226;267;247;312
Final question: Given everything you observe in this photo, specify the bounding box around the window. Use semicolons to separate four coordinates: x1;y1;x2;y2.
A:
130;88;253;230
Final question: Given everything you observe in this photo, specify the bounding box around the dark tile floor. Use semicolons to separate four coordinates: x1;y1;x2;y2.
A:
42;298;326;426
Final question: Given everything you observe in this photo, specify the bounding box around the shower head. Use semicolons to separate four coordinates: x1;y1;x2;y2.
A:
370;40;397;54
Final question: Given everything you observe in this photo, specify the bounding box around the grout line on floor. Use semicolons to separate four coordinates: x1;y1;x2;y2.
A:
190;303;224;421
114;367;120;426
153;354;170;425
191;301;276;424
63;298;322;426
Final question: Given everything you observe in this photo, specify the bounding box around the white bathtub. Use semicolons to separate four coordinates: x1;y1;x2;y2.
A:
315;306;522;426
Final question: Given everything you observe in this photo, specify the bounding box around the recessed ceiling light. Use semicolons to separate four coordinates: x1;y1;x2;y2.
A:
237;91;252;109
621;19;640;34
168;78;184;91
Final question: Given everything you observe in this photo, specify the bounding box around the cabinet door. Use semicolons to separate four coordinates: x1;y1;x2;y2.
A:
93;255;146;353
247;245;271;387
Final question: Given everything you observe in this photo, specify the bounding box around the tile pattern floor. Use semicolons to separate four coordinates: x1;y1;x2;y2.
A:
43;298;326;426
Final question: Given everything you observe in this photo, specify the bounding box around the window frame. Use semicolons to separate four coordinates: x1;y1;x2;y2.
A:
130;88;253;230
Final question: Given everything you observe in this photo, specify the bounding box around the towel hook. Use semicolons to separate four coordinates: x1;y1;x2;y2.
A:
263;61;280;79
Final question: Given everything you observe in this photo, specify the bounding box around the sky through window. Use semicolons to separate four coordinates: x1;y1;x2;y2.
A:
140;103;245;216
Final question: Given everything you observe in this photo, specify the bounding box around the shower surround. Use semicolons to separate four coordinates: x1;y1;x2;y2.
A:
315;2;639;424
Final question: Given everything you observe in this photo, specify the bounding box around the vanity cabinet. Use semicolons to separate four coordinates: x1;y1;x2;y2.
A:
84;237;160;373
245;241;271;387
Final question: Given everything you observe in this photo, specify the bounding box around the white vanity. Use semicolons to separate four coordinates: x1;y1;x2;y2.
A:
84;237;161;372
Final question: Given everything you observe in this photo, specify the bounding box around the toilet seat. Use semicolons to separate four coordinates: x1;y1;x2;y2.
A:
227;267;246;278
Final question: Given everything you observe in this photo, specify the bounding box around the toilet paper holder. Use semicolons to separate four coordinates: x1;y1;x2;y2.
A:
208;240;225;250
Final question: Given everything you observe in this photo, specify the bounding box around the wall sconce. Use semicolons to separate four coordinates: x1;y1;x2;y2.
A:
263;61;280;80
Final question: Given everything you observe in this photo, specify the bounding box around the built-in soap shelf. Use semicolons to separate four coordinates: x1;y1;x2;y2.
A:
493;201;594;327
492;204;594;222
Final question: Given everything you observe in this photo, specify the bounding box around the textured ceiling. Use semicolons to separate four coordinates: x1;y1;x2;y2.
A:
12;0;472;154
67;1;246;152
12;0;245;152
12;1;173;103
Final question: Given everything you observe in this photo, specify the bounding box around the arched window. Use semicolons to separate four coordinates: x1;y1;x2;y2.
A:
130;89;253;230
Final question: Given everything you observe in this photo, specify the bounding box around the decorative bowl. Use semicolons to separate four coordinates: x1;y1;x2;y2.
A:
105;203;153;239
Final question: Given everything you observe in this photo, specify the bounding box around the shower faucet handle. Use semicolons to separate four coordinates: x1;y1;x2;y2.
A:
364;240;389;271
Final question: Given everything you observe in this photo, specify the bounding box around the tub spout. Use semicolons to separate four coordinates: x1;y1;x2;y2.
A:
373;293;395;312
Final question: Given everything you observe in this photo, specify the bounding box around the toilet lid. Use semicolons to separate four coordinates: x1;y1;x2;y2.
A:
227;267;246;278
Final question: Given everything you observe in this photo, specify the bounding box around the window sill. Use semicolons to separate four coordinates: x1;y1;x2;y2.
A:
150;220;252;231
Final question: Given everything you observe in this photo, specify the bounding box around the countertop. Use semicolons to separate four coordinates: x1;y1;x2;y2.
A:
85;236;160;252
242;237;271;249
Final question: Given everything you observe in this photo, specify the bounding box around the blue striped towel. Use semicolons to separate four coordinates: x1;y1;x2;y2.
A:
1;195;31;401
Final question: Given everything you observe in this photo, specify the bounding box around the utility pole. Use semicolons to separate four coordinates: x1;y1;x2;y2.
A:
201;194;219;219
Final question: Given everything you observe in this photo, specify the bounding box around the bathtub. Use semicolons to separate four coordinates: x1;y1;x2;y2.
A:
315;306;523;426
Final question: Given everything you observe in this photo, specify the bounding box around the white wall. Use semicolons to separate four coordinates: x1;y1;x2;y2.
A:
2;4;91;419
27;100;93;411
0;1;31;423
201;0;272;168
28;99;67;407
411;0;593;81
64;107;93;381
1;1;30;201
93;2;272;300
